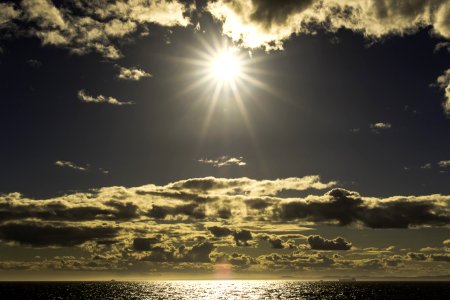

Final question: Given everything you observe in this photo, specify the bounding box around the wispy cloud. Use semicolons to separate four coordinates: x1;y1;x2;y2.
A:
198;156;247;167
438;160;450;168
55;160;109;174
436;69;450;115
370;122;391;133
77;90;133;106
116;65;152;81
54;160;88;172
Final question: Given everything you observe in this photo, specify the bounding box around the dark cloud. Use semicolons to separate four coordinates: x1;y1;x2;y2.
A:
249;0;315;26
104;200;139;220
245;198;272;210
233;229;253;246
430;254;450;262
307;235;352;251
276;189;363;226
133;237;160;252
183;242;215;263
208;226;234;237
275;188;450;228
217;208;232;219
147;203;206;220
136;190;210;203
0;223;118;247
407;252;428;261
268;237;284;249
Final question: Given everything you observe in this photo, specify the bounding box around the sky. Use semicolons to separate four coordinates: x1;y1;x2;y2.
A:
0;0;449;280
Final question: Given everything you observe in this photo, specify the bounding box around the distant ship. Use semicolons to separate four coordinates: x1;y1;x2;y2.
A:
338;277;356;282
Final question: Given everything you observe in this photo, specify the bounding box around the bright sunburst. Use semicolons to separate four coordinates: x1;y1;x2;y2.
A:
175;35;279;155
210;48;242;83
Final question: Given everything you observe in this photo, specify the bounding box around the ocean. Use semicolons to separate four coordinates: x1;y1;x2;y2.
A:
0;280;449;299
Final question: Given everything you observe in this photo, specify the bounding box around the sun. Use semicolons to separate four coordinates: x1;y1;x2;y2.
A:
210;48;242;82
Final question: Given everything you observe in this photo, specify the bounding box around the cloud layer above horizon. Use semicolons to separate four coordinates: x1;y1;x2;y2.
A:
1;176;449;277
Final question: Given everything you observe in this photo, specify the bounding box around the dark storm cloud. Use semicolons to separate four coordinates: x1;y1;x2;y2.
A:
307;235;352;250
0;223;118;247
275;188;450;228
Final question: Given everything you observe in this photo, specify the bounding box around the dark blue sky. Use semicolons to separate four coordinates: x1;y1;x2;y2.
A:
0;22;449;198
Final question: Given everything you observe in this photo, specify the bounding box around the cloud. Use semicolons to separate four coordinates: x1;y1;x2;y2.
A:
421;163;432;169
55;160;109;174
436;69;450;114
307;235;352;250
198;156;247;167
77;89;134;106
166;175;336;196
1;177;450;276
207;0;450;51
55;160;88;171
207;226;253;246
0;223;118;247
275;188;450;228
0;3;20;28
370;122;392;133
26;59;42;68
208;226;234;237
132;237;161;251
438;160;450;168
0;0;191;59
431;254;450;262
233;229;253;246
435;42;450;53
116;65;152;81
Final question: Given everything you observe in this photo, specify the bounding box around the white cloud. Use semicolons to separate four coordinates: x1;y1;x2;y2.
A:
116;65;152;81
438;160;450;168
77;89;134;106
55;160;87;172
0;3;20;27
198;156;247;167
370;122;391;133
371;123;391;129
436;69;450;114
207;0;450;51
421;163;432;169
0;0;191;59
